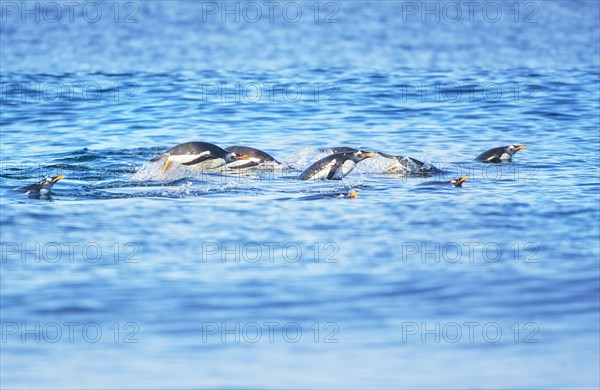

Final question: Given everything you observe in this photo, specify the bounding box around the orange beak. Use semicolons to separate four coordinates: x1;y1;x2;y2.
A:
235;155;251;160
346;191;359;199
162;159;172;174
362;152;377;158
515;145;526;151
52;175;65;182
384;162;399;172
457;175;470;185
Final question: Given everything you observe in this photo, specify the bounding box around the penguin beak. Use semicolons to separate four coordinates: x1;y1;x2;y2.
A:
162;159;172;174
52;175;65;182
384;162;399;172
235;155;251;160
346;191;359;199
514;145;526;151
457;175;470;185
362;152;377;158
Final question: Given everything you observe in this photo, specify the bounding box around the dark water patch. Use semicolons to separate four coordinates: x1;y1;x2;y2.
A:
521;110;578;120
35;306;105;315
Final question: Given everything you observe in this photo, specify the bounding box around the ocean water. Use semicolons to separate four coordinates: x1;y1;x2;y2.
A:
1;1;599;388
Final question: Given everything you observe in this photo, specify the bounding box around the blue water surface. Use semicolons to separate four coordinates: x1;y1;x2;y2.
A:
1;1;599;388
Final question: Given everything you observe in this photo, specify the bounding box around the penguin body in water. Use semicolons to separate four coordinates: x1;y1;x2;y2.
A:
476;145;526;163
299;151;377;180
151;142;249;173
378;152;440;175
419;176;470;188
12;175;64;197
298;190;359;200
223;146;280;169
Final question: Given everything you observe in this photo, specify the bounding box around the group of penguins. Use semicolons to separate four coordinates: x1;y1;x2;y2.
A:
15;142;527;199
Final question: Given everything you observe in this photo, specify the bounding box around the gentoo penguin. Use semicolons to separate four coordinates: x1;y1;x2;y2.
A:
13;175;64;196
320;147;359;154
223;146;279;169
299;191;359;200
378;152;440;174
420;175;470;187
151;142;249;173
299;151;377;180
476;145;526;163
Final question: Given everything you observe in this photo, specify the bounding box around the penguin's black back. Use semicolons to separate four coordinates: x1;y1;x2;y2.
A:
475;146;508;162
225;146;277;162
299;153;351;180
378;152;421;165
166;142;228;156
12;177;57;194
418;180;456;187
379;152;439;173
13;183;43;193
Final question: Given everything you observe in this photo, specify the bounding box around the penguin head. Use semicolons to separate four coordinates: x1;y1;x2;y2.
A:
345;190;359;199
351;151;377;162
35;175;64;193
225;152;251;163
449;175;469;187
506;145;526;155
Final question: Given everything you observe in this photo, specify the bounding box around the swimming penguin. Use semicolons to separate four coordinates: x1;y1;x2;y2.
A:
320;147;359;154
475;145;526;163
223;146;279;169
299;151;377;180
420;175;470;187
378;152;440;174
13;175;64;196
299;190;359;200
151;142;250;173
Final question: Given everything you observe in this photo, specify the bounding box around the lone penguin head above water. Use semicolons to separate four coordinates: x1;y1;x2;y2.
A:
448;175;470;187
419;175;470;188
299;151;377;180
476;145;526;163
298;190;360;200
14;175;64;196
